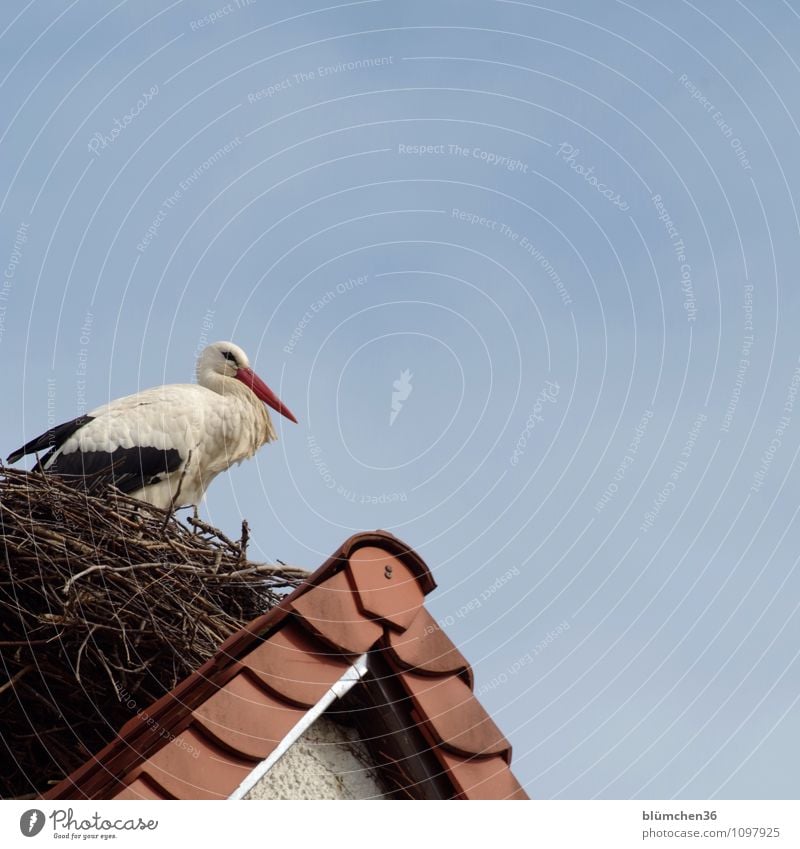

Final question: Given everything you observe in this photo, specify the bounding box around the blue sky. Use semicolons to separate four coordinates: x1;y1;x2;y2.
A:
1;0;799;799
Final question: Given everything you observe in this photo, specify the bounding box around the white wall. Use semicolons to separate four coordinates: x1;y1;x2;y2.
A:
244;716;386;800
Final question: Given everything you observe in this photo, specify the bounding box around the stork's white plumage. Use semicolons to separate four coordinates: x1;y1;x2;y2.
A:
7;341;297;510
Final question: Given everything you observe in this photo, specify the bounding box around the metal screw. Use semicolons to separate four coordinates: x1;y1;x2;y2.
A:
384;563;393;579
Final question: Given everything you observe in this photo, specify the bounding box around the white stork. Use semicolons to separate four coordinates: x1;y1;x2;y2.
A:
7;341;297;510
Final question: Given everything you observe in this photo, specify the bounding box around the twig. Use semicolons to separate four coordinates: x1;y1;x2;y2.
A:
186;516;240;552
74;626;98;685
0;664;33;696
62;561;172;594
239;519;249;564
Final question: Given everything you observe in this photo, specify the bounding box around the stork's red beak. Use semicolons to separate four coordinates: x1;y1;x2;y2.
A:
236;367;298;423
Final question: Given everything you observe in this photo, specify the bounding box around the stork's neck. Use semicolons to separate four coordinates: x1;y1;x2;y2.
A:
197;367;230;397
199;370;277;445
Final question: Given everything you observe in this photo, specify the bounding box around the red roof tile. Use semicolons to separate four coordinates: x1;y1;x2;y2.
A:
386;607;472;684
138;727;254;800
191;671;305;760
289;568;384;653
398;669;511;760
46;530;527;801
437;750;528;800
347;545;425;631
113;777;168;801
243;622;350;708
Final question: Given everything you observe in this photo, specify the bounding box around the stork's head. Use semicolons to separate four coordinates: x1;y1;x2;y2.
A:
197;341;298;423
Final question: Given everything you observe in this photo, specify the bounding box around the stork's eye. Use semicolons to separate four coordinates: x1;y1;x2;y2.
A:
222;351;238;366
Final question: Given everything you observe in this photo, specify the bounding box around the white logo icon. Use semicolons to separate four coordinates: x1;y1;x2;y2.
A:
390;369;413;426
20;809;45;837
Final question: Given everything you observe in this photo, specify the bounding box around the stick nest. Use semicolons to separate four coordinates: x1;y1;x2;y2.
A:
0;466;307;799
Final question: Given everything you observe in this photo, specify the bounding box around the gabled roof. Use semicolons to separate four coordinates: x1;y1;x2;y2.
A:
45;531;527;800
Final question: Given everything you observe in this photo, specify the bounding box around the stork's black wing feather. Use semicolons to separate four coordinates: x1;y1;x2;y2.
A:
6;415;94;464
45;446;183;495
